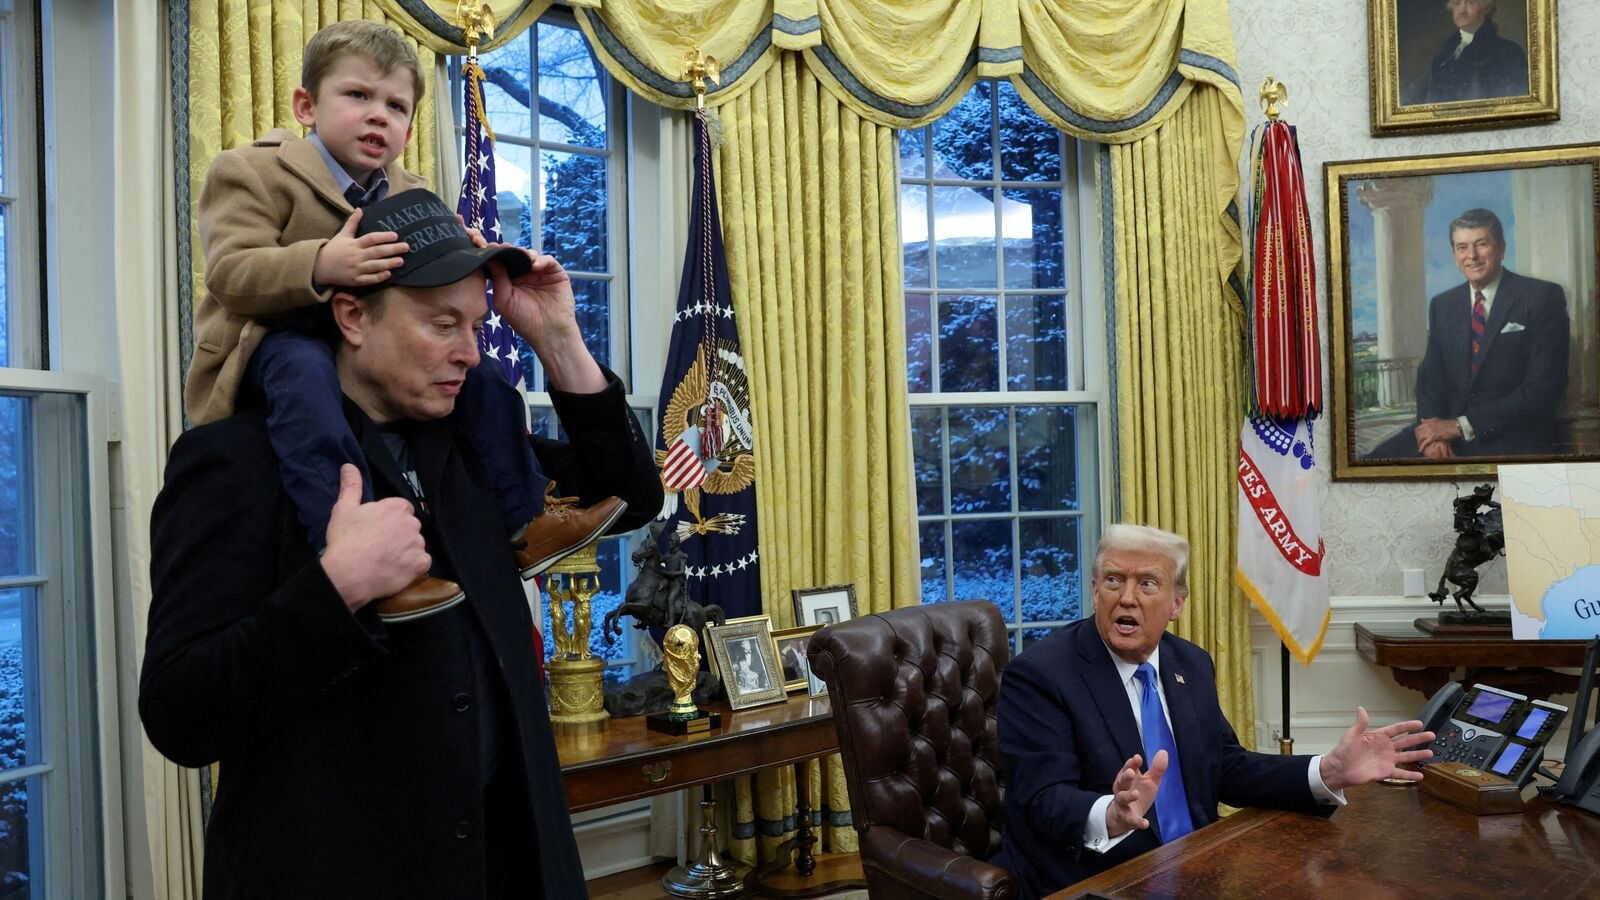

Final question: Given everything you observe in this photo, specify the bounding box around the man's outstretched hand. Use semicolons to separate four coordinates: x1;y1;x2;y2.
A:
1106;751;1168;838
1319;706;1435;792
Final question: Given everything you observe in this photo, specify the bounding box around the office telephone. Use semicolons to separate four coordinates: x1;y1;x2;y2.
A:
1417;682;1567;789
1544;725;1600;814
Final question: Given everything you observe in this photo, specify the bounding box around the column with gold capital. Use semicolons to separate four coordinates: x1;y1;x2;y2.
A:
544;543;609;726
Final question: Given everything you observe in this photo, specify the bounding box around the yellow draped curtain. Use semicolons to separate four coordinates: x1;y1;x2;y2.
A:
1106;84;1254;732
186;0;439;337
713;52;920;860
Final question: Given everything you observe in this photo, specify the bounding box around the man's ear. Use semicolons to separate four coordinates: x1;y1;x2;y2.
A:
1170;592;1189;622
329;291;366;347
291;85;316;130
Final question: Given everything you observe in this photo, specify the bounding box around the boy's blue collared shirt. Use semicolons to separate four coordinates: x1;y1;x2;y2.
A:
307;132;390;208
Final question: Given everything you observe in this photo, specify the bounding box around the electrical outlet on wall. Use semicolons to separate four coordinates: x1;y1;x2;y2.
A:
1403;568;1426;597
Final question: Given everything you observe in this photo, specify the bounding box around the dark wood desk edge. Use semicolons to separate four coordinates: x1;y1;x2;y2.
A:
1052;806;1290;897
560;710;833;775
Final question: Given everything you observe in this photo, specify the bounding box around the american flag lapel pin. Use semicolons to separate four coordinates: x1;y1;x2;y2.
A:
1174;673;1186;685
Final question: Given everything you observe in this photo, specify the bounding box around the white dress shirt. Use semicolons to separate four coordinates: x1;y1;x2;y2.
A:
1082;644;1345;853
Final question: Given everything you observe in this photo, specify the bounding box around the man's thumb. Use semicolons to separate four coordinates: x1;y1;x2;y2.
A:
1149;749;1170;778
334;464;362;507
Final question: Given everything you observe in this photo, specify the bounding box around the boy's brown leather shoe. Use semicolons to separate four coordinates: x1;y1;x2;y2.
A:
371;575;466;623
513;483;628;578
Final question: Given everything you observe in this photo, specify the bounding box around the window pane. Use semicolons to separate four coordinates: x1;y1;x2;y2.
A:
537;21;608;149
949;405;1009;513
997;81;1061;183
528;405;556;439
1021;626;1060;649
0;775;38;898
898;128;927;179
910;407;943;515
933;186;997;289
951;519;1013;623
490;143;536;249
1006;188;1065;290
0;396;28;576
541;151;608;272
1020;516;1081;622
938;295;998;393
1006;294;1068;391
919;522;947;604
900;185;930;289
1016;406;1079;511
571;277;611;371
932;82;993;181
0;587;36;770
477;37;533;141
905;292;932;393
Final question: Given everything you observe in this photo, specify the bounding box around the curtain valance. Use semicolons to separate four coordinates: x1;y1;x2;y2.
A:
377;0;1241;142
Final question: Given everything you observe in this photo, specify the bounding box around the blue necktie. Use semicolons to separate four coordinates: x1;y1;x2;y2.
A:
345;182;372;209
1136;663;1194;842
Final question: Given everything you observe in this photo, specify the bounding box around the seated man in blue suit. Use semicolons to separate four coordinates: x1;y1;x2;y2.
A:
994;525;1435;898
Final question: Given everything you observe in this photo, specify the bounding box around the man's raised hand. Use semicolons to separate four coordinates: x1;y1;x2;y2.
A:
319;464;431;611
1319;706;1435;792
312;208;409;288
1106;751;1168;838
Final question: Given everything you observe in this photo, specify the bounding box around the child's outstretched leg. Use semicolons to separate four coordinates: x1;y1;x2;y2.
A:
247;330;463;620
457;365;626;578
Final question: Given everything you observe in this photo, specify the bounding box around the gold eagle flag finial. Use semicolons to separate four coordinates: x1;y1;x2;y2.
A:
457;2;497;56
682;48;720;110
1259;76;1288;122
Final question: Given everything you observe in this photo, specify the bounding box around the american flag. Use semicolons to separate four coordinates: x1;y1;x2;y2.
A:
457;59;524;391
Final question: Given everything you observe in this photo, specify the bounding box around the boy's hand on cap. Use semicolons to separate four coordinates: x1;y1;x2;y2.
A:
313;208;410;289
455;213;489;249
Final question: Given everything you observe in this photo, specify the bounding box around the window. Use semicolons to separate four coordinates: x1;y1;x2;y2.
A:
901;81;1104;654
0;373;109;900
0;0;41;370
451;15;658;680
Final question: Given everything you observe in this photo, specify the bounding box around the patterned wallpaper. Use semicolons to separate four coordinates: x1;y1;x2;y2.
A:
1230;3;1600;597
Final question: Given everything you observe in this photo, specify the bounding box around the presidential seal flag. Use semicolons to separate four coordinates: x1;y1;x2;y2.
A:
1236;415;1329;664
456;56;523;390
653;110;760;619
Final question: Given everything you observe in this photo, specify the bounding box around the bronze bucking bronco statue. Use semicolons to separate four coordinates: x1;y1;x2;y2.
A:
602;522;726;642
1429;483;1507;622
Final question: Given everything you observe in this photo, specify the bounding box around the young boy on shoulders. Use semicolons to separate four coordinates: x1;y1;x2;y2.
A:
185;20;624;620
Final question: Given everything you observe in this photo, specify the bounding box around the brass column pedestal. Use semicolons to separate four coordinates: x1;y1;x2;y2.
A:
543;544;609;726
661;784;750;898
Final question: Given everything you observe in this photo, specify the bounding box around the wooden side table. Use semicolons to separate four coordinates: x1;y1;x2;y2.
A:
1354;622;1590;698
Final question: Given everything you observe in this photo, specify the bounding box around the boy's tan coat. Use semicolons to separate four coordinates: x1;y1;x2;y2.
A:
185;128;426;424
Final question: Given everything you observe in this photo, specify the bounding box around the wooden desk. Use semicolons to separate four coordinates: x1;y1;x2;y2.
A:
556;693;837;812
1052;782;1600;898
1355;622;1589;699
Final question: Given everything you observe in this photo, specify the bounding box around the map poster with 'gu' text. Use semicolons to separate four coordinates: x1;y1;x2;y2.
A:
1501;463;1600;639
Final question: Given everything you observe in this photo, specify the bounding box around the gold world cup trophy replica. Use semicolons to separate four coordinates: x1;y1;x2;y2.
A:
648;624;721;734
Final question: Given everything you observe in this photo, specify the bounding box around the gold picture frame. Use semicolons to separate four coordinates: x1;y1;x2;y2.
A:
791;584;858;627
1369;0;1557;135
706;618;788;710
1326;143;1600;479
771;624;822;694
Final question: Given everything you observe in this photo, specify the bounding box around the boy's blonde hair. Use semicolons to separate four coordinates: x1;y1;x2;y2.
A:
302;21;425;111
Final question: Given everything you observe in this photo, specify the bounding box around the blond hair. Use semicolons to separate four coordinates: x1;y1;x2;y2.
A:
302;21;425;111
1092;524;1190;597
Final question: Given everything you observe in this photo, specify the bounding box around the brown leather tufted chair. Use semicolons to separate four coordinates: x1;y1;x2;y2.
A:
807;600;1016;899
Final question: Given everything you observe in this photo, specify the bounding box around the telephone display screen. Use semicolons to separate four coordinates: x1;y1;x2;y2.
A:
1491;743;1528;776
1466;691;1515;724
1518;708;1552;740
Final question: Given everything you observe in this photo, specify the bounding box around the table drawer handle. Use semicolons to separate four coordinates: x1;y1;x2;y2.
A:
643;761;671;784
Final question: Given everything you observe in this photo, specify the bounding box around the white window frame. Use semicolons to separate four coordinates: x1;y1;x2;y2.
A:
0;367;121;900
902;86;1113;654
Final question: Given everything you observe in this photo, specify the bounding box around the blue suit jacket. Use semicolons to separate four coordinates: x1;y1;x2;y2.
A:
1413;269;1569;456
992;620;1327;899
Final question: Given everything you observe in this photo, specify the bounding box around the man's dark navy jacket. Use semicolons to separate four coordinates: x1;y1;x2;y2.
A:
992;619;1332;898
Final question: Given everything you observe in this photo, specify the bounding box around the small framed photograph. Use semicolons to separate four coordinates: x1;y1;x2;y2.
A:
1325;143;1600;479
772;624;821;693
703;614;775;685
791;584;858;627
1369;0;1557;135
706;618;787;710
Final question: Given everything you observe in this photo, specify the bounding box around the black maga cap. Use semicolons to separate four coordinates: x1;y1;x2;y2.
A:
357;188;532;290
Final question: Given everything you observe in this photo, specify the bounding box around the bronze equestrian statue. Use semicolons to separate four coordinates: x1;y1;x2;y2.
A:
1429;483;1506;621
602;523;726;642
